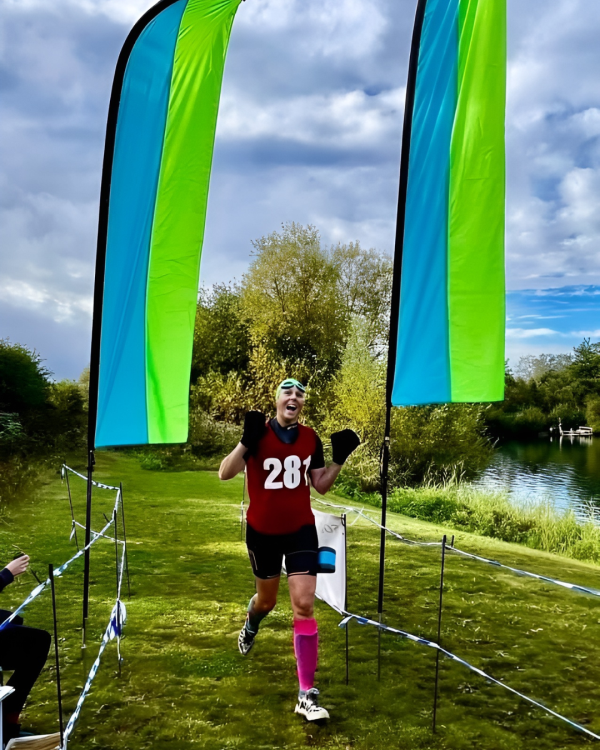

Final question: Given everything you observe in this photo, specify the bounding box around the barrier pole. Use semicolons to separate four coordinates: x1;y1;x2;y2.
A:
343;514;349;685
49;564;65;745
82;448;95;647
65;470;79;551
113;509;122;673
119;483;131;599
432;534;447;733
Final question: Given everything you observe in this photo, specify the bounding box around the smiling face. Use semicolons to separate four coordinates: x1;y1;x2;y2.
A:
275;386;306;426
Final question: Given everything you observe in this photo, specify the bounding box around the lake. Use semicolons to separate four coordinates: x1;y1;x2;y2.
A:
472;436;600;519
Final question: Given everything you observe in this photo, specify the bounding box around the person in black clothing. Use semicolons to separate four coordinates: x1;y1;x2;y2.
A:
0;554;51;742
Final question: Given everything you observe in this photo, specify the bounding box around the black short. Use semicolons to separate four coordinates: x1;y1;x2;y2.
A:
246;523;318;579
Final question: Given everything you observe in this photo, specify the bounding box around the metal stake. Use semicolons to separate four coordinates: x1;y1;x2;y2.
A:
113;509;122;672
119;483;131;599
343;514;349;685
65;470;79;551
432;534;447;733
49;564;64;745
82;448;94;647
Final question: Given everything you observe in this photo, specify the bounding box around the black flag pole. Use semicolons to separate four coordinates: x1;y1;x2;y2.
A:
82;0;182;647
377;0;427;677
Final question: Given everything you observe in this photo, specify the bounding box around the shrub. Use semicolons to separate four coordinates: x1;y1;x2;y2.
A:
585;396;600;433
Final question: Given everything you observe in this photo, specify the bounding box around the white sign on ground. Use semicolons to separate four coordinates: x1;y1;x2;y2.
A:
313;509;346;613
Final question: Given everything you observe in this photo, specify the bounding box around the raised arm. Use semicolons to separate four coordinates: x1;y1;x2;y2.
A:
219;442;247;480
219;411;267;481
310;429;360;496
310;464;342;495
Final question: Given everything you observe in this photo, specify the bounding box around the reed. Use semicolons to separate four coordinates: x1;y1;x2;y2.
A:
336;479;600;564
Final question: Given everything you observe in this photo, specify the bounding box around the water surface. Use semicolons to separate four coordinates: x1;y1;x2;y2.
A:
472;436;600;518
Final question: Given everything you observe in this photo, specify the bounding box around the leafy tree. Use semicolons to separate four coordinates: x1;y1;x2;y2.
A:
331;242;392;352
0;339;51;415
390;403;493;486
78;366;90;409
569;338;600;400
586;396;600;433
241;223;347;378
514;353;573;381
322;317;386;489
192;283;251;382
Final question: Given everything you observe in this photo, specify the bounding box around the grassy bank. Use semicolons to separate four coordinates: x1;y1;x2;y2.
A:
335;480;600;564
1;453;600;749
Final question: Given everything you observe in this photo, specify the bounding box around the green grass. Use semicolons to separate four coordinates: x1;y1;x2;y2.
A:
1;453;600;749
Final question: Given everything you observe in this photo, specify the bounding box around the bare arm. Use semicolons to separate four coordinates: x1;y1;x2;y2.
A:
309;464;342;496
219;443;248;481
5;555;29;577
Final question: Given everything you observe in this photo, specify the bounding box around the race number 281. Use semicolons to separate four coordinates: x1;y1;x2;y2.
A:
264;456;311;489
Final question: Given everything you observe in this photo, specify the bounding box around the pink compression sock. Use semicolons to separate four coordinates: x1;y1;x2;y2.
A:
293;618;319;692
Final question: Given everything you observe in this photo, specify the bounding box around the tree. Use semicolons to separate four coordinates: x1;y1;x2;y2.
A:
322;317;386;489
514;353;573;381
569;338;600;400
331;241;392;353
192;283;251;382
241;223;347;378
0;339;51;415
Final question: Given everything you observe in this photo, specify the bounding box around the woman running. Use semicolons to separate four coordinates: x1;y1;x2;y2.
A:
219;378;359;722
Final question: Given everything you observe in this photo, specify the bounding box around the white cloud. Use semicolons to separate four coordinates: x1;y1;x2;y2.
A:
2;0;155;25
237;0;386;58
506;328;560;339
0;278;92;323
3;0;600;378
217;86;404;147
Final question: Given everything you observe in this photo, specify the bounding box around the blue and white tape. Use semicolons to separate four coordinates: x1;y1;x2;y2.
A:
448;545;600;599
339;612;600;742
62;599;127;749
62;464;120;491
312;497;441;548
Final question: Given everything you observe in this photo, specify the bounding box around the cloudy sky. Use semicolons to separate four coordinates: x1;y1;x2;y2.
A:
2;0;600;380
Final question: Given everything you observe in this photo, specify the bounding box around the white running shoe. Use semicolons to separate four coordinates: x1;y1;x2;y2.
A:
294;688;330;721
238;620;256;656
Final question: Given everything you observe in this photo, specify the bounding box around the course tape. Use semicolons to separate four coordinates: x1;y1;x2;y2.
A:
62;464;120;491
73;520;122;545
448;545;600;599
313;497;600;601
338;612;600;742
312;497;442;547
62;599;127;749
0;490;121;631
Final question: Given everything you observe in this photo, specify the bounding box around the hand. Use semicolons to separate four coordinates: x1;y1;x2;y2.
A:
241;411;267;454
6;554;30;577
331;429;361;465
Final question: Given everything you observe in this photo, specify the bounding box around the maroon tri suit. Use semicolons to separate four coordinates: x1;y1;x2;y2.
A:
245;421;318;535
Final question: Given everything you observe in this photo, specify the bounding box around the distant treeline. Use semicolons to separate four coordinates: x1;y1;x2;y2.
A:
0;338;88;500
487;344;600;439
4;222;598;497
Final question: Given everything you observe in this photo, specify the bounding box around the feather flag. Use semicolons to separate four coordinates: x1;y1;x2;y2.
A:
90;0;241;448
390;0;506;406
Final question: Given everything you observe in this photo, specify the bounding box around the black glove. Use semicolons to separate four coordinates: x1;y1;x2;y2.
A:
241;411;267;454
331;429;360;465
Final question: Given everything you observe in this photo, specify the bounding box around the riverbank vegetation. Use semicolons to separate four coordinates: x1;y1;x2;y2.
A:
486;342;600;439
334;479;600;564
